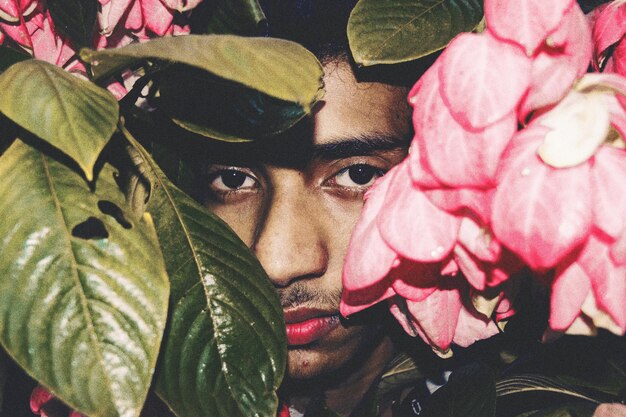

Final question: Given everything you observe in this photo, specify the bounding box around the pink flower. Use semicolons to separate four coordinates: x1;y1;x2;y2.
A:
519;4;592;118
342;0;626;350
0;0;40;48
438;31;532;130
95;0;195;48
484;0;575;55
592;1;626;71
0;0;36;22
30;385;86;417
341;159;521;355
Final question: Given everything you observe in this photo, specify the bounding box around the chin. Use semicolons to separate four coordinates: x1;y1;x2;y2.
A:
284;322;381;381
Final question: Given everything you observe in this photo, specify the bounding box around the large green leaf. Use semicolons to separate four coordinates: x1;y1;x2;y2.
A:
48;0;99;49
497;375;601;404
158;66;307;142
81;35;324;110
0;140;169;417
421;362;496;417
348;0;484;65
0;60;119;180
200;0;266;35
120;128;286;417
0;46;29;73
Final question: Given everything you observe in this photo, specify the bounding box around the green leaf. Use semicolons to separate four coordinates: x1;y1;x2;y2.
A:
158;66;307;142
0;140;170;417
497;375;601;404
200;0;266;35
348;0;484;66
421;362;496;417
377;354;425;397
0;46;30;73
120;128;287;417
81;35;324;110
48;0;98;49
0;60;119;180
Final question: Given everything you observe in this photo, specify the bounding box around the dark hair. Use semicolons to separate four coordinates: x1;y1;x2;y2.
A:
259;0;436;87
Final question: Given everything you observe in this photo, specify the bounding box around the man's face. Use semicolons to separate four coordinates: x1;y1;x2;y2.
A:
204;60;411;380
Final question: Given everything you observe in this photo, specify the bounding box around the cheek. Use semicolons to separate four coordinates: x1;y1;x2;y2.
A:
206;199;263;246
322;196;364;251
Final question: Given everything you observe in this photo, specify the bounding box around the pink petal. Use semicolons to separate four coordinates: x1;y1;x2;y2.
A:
452;244;487;290
30;386;54;414
340;276;396;317
591;145;626;239
140;0;173;36
0;16;31;47
378;160;460;262
550;259;591;330
492;126;593;269
408;139;445;189
422;187;494;225
403;281;463;351
160;0;202;12
439;32;532;130
124;0;143;31
390;260;439;301
578;235;626;331
520;5;592;117
611;229;626;265
388;297;426;340
495;288;517;321
418;93;517;187
342;170;398;293
0;0;35;21
97;0;133;36
411;57;517;188
452;304;499;347
484;0;575;55
592;1;626;59
615;37;626;78
487;248;524;288
457;217;501;262
408;61;448;189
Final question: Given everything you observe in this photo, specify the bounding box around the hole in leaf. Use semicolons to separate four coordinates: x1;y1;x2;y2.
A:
98;200;132;229
72;217;109;239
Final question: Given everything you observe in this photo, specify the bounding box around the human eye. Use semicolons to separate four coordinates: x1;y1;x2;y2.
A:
335;164;384;188
206;166;259;203
325;162;386;197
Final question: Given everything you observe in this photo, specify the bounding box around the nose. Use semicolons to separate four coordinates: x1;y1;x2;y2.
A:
253;180;328;288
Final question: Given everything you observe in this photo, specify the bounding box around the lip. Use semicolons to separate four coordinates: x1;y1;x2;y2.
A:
283;308;340;346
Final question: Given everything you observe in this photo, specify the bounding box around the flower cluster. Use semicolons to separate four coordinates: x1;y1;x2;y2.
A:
0;0;198;96
341;0;626;357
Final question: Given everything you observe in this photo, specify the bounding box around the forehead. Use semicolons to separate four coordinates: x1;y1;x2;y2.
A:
314;61;411;145
201;60;412;167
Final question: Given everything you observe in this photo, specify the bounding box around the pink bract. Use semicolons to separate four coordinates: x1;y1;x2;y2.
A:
519;4;592;118
492;125;593;270
484;0;575;55
439;31;532;130
378;160;460;263
410;57;517;188
592;1;626;61
341;170;398;294
0;0;36;22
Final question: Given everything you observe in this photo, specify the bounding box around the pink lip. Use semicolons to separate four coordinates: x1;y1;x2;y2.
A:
283;308;340;346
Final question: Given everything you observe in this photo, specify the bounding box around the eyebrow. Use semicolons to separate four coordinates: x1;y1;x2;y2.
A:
311;134;411;160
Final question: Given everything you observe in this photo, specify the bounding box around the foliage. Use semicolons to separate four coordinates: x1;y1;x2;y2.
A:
348;0;484;66
0;1;324;416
